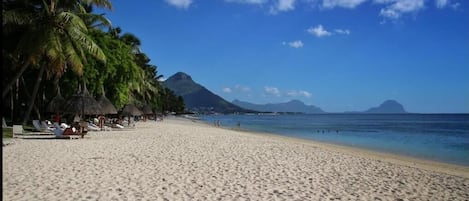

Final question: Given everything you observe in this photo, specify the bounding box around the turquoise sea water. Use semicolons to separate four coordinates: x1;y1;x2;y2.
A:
200;114;469;166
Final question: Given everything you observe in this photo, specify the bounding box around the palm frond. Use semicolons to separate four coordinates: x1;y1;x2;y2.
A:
80;13;112;29
57;11;88;32
64;41;84;75
65;20;106;63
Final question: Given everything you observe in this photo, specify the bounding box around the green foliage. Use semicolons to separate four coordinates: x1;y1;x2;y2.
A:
2;0;185;122
157;88;185;114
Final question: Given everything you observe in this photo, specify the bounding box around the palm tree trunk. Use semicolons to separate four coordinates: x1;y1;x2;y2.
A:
2;62;29;99
22;66;46;125
20;77;42;120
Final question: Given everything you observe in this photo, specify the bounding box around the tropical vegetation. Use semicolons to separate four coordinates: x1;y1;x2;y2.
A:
2;0;185;125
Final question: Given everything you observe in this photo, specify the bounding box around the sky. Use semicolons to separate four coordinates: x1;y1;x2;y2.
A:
97;0;469;113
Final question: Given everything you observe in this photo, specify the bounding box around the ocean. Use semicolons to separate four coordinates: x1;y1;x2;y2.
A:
200;114;469;166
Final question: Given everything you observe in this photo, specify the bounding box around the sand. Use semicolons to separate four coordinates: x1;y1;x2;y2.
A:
3;117;469;200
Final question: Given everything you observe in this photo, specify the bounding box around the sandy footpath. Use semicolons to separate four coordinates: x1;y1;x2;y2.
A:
3;117;469;200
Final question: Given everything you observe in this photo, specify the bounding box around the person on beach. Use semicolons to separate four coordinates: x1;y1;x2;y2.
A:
54;112;60;123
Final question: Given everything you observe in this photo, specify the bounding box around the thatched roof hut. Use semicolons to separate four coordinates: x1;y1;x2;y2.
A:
121;104;143;116
63;84;102;115
47;87;66;113
97;87;118;115
141;104;153;115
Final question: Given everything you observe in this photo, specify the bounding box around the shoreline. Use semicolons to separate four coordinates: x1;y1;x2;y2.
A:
185;116;469;179
4;117;469;200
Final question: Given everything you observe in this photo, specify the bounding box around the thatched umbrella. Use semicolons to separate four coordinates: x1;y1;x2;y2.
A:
63;84;102;116
141;104;153;121
47;86;66;123
47;86;66;113
121;104;143;116
141;104;153;115
121;104;143;127
97;86;117;115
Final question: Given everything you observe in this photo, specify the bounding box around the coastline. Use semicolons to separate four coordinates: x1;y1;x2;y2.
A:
3;117;469;200
192;116;469;179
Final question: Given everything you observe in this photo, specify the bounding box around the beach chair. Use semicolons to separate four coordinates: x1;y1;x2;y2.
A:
32;120;52;132
42;120;55;130
88;123;100;131
115;124;125;129
13;125;55;138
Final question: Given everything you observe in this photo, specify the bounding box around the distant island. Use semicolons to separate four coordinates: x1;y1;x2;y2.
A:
164;72;408;114
232;99;324;114
365;100;407;113
346;100;407;114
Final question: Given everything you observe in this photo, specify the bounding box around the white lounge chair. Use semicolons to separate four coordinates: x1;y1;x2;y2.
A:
115;124;124;129
32;120;53;132
87;123;100;131
41;120;55;132
13;125;55;138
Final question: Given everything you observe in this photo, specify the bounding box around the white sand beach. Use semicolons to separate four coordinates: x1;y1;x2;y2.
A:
3;117;469;200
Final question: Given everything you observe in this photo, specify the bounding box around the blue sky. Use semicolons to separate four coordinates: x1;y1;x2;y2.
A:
98;0;469;113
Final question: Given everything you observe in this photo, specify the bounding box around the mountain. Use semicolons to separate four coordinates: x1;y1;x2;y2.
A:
232;99;325;114
163;72;249;113
365;100;407;113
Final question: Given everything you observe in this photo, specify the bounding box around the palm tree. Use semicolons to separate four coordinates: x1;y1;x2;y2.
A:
119;34;161;108
2;0;112;123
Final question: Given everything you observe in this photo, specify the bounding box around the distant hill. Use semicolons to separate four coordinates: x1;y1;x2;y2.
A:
232;99;325;114
365;100;407;113
163;72;250;113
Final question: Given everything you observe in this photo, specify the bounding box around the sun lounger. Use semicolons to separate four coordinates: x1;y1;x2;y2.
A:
115;124;125;129
13;125;55;138
41;120;55;132
32;120;54;132
88;123;100;131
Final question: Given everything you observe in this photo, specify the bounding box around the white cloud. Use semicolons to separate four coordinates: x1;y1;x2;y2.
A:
307;25;332;37
435;0;460;9
286;90;312;98
299;90;312;98
278;0;296;11
222;87;232;93
223;85;251;93
335;29;351;35
379;8;400;19
234;84;251;92
435;0;448;8
164;0;192;9
269;0;297;14
283;40;304;48
322;0;368;8
376;0;425;20
450;2;460;9
225;0;268;4
264;86;281;96
224;0;457;22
